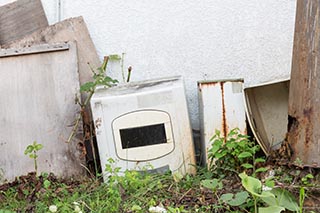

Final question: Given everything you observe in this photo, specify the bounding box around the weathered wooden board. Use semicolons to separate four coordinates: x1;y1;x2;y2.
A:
287;0;320;167
0;0;48;45
3;17;102;172
3;16;100;86
0;42;85;183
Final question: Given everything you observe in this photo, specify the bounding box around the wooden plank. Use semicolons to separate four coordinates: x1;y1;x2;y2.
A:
0;42;85;182
3;16;100;86
0;0;48;45
287;0;320;167
0;43;69;58
3;16;102;175
3;17;102;174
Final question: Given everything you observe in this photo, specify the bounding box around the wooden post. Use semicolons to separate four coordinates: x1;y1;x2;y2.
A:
288;0;320;167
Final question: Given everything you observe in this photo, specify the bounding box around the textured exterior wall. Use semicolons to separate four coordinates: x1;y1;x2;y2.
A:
0;0;297;129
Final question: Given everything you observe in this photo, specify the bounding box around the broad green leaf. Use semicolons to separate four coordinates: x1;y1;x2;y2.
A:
228;191;248;206
228;128;239;137
239;173;272;198
29;153;37;159
259;206;285;213
305;174;314;179
214;152;226;159
201;179;222;190
238;152;252;158
214;129;221;137
43;179;51;189
265;178;275;188
255;167;268;173
241;163;253;169
35;143;43;151
226;142;236;149
220;193;233;202
261;188;299;212
80;82;95;92
208;140;222;156
24;145;34;154
260;190;275;198
254;158;266;163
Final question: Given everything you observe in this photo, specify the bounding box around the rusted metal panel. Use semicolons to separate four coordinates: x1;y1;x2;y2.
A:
0;0;48;45
244;79;290;155
287;0;320;167
198;79;246;165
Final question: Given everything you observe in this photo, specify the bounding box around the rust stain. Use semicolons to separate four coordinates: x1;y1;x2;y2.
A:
202;82;219;86
220;82;228;139
303;108;312;145
303;107;312;119
198;82;219;92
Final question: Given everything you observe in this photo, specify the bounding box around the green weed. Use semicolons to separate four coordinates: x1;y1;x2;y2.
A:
24;141;43;175
208;128;266;178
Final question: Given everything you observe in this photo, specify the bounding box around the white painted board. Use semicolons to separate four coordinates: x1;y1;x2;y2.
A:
198;80;246;165
0;42;84;183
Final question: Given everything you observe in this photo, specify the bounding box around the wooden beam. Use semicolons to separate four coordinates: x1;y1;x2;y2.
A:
288;0;320;167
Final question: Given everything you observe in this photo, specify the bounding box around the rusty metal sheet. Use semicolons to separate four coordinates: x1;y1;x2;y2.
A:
287;0;320;167
198;79;246;165
244;79;290;155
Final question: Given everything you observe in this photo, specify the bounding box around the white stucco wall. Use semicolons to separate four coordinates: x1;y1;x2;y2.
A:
0;0;297;130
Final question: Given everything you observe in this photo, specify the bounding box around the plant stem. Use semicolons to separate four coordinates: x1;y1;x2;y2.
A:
121;53;125;82
90;133;98;177
126;66;132;82
254;197;257;213
66;87;94;143
34;150;38;176
300;187;305;213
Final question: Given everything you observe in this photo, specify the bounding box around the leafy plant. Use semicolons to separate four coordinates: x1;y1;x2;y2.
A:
220;191;249;207
201;178;222;192
66;56;119;177
239;172;299;213
67;56;118;143
208;128;266;178
301;173;314;186
24;141;43;175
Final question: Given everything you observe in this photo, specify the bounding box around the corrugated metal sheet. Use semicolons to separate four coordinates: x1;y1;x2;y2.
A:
198;79;246;165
